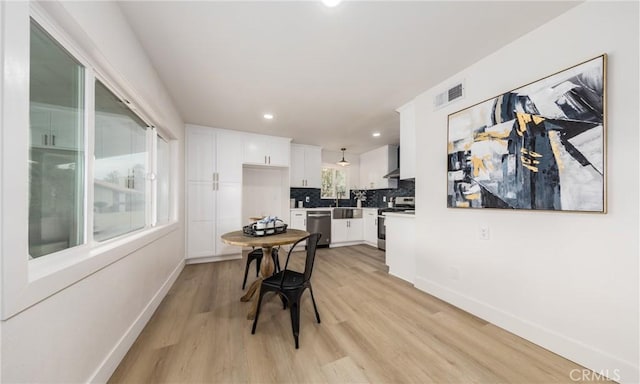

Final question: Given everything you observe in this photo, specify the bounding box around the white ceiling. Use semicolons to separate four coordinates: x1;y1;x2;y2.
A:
119;1;578;154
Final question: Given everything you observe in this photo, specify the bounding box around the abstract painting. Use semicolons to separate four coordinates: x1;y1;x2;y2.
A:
447;55;606;212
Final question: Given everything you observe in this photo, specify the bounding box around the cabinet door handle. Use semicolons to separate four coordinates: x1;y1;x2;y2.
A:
44;134;48;146
52;134;56;146
264;155;267;164
268;156;271;164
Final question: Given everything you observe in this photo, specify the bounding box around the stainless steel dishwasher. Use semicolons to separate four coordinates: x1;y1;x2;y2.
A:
306;210;331;247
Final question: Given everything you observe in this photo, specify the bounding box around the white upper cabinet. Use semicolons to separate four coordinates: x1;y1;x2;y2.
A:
398;100;416;180
216;130;243;183
243;133;291;167
359;145;398;190
290;144;321;188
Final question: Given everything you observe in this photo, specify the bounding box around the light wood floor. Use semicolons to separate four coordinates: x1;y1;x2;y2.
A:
109;245;602;383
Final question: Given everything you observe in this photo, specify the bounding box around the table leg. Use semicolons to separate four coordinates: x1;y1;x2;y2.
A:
259;246;275;277
241;246;275;320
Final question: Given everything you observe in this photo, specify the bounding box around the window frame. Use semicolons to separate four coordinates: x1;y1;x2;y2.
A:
321;164;349;200
0;2;178;319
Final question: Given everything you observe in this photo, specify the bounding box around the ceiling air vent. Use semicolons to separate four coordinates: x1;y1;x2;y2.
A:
434;81;464;110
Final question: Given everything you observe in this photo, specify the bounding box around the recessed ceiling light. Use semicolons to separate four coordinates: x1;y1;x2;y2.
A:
263;113;274;120
322;0;342;7
372;132;381;137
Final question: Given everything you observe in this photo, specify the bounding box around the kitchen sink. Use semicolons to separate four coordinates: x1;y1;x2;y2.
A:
332;207;363;219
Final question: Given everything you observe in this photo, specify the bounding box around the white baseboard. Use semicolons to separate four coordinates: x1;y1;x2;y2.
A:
186;253;242;264
88;260;185;383
414;276;639;384
329;241;364;248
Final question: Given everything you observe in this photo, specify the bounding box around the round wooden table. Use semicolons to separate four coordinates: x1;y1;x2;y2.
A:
220;229;310;319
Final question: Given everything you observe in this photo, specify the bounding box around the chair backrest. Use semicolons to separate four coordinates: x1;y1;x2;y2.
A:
281;233;322;284
302;233;321;281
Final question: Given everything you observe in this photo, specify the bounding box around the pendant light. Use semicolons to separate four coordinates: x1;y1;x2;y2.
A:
337;148;350;167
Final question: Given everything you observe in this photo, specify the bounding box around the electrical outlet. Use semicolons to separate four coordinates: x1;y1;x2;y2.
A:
305;196;310;203
479;225;490;240
383;196;387;202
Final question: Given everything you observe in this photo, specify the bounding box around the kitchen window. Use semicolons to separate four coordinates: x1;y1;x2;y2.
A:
321;166;347;199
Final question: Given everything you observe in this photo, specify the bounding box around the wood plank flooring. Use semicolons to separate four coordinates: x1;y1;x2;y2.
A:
109;245;604;383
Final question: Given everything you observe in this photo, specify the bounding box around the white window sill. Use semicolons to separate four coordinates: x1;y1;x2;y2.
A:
4;222;179;319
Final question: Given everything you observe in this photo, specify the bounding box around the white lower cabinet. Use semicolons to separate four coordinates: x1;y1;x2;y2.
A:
187;182;216;258
385;214;415;284
363;208;378;246
290;210;306;230
331;218;363;245
215;182;242;255
187;180;242;259
289;210;307;251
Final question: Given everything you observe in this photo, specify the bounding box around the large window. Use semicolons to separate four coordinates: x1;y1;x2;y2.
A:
29;20;85;258
28;17;174;255
94;81;148;241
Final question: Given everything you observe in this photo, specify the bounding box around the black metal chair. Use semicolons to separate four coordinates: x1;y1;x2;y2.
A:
251;233;322;348
242;247;281;290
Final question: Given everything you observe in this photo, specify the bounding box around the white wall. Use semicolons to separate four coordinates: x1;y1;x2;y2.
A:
414;2;638;383
1;1;185;383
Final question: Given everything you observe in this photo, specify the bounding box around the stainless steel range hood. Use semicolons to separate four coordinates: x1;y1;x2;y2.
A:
383;146;401;178
383;168;400;179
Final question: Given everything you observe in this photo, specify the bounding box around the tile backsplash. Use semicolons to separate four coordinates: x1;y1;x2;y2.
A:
290;179;415;208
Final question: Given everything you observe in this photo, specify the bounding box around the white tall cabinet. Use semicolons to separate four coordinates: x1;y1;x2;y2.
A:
186;125;243;261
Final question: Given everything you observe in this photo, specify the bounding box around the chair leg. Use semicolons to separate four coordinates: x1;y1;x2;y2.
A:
273;250;281;273
279;293;288;309
308;285;321;324
289;299;301;349
242;256;252;290
255;255;261;277
252;287;267;335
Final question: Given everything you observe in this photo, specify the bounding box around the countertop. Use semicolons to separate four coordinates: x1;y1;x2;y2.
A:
291;207;381;211
383;211;415;217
